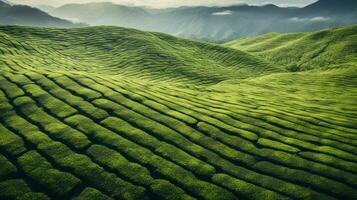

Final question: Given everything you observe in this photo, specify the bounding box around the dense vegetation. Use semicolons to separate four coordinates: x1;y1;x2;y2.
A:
224;25;357;71
0;25;356;200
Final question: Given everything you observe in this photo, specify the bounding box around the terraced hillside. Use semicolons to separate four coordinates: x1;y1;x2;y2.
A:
224;25;357;71
0;25;357;200
0;26;280;85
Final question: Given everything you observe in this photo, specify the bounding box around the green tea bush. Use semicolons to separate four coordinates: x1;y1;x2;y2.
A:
257;138;300;153
0;124;26;156
94;98;256;167
50;76;102;100
0;179;33;199
87;144;154;184
55;152;147;200
17;151;81;197
299;152;357;173
0;76;24;99
35;139;147;200
4;73;33;86
253;161;357;199
0;154;17;180
101;117;216;178
259;149;357;188
28;73;109;120
23;84;77;118
150;180;195;200
13;96;90;150
65;115;234;199
16;192;50;200
212;174;290;200
73;188;112;200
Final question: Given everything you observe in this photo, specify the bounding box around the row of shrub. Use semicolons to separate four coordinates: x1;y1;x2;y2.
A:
1;109;147;200
47;74;330;198
71;75;339;199
89;75;357;199
28;73;109;121
65;114;235;200
0;179;49;200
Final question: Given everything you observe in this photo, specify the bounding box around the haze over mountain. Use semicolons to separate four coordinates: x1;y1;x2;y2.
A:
44;0;357;41
8;0;317;8
0;0;78;27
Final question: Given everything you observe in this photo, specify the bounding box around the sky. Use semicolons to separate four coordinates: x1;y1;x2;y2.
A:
8;0;318;8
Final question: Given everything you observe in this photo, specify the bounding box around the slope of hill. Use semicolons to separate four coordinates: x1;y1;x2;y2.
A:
0;1;78;27
0;25;280;85
300;0;357;16
0;25;356;200
224;25;357;71
46;0;357;41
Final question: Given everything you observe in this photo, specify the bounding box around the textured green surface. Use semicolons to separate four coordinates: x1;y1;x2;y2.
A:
0;25;356;200
224;25;357;71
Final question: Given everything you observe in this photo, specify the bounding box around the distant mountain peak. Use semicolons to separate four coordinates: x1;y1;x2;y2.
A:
305;0;357;8
0;0;10;6
0;1;80;27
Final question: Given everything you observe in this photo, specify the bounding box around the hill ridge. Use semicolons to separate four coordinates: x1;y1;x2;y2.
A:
224;24;357;71
0;25;281;85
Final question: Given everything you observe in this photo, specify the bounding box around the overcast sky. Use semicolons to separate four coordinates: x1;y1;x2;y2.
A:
8;0;318;8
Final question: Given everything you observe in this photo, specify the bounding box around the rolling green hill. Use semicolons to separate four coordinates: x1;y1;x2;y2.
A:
0;26;280;85
224;25;357;71
0;25;356;200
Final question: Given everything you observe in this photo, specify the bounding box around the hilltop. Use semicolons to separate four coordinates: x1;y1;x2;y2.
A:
0;25;280;85
224;25;357;71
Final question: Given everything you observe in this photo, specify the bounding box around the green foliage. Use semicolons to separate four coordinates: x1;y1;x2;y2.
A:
0;124;26;156
0;25;281;85
0;24;356;200
73;188;112;200
17;151;81;197
0;154;17;180
212;174;290;200
0;179;32;199
225;25;357;71
0;179;49;200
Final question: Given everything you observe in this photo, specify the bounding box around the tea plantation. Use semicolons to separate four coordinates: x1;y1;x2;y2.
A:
0;25;356;200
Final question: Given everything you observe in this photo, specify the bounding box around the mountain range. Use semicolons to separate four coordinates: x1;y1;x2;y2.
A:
0;0;78;27
47;0;357;41
1;0;357;40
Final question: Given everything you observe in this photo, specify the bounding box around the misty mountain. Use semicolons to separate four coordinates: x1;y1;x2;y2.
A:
0;0;79;27
47;0;357;41
35;4;56;13
50;2;150;26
